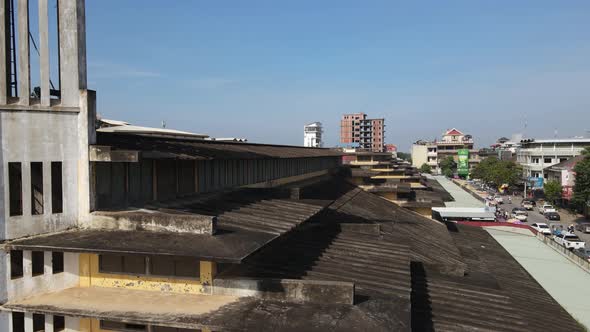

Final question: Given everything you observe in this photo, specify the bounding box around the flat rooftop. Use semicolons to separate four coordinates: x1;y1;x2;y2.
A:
7;228;275;263
4;287;408;331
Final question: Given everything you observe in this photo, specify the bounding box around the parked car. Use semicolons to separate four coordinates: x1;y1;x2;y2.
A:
574;248;590;262
494;195;504;204
575;223;590;233
511;207;528;215
531;223;552;235
511;211;528;221
538;204;556;214
521;200;534;210
544;212;561;221
553;233;586;250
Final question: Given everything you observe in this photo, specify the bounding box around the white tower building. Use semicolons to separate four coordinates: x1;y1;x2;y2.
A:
304;122;323;148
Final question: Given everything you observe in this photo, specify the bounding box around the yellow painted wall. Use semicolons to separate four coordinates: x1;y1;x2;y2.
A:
349;177;365;185
409;207;433;218
371;175;406;179
376;192;398;201
82;318;212;332
79;253;216;295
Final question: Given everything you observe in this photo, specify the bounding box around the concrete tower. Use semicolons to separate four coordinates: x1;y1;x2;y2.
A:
0;0;95;329
304;122;323;148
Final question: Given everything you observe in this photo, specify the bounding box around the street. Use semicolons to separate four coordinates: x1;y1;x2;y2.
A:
496;195;590;246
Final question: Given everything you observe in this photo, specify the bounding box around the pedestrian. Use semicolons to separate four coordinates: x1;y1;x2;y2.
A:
508;196;512;204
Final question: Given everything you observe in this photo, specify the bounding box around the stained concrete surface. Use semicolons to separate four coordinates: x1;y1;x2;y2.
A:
487;229;590;329
430;175;485;208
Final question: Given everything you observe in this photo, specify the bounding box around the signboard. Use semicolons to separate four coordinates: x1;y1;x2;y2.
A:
457;149;469;176
527;176;544;189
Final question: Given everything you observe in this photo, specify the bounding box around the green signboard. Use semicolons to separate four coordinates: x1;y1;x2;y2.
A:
457;149;469;176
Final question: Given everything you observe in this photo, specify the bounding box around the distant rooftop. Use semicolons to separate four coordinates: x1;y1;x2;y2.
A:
98;118;209;140
521;138;590;144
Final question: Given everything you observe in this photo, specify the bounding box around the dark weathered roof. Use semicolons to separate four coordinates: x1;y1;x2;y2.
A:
4;287;410;332
8;188;327;262
412;224;583;332
547;155;585;170
5;175;583;331
97;132;342;160
364;183;412;194
216;179;582;331
7;228;275;263
148;189;327;235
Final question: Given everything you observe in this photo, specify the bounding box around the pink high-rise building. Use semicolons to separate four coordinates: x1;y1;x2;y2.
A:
340;113;385;152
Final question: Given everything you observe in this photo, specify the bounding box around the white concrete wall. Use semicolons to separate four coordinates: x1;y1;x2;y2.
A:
411;144;428;168
1;312;80;332
1;111;81;240
5;250;79;301
0;250;80;332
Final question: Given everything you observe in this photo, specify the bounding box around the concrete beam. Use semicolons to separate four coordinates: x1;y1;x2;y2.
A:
90;209;216;235
17;0;29;106
212;278;355;305
0;0;7;104
58;0;87;107
38;0;50;106
89;145;139;162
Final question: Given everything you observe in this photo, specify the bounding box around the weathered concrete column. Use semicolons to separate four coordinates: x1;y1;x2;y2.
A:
24;313;33;332
39;0;50;106
17;0;30;105
0;0;7;104
77;90;95;223
58;0;87;107
44;314;55;332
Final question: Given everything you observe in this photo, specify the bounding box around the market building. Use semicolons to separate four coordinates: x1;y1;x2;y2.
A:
0;2;584;332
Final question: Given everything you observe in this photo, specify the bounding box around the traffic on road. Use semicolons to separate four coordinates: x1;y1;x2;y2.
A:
482;191;590;262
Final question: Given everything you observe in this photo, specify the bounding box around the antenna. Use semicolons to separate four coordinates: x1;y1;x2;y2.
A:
523;114;527;138
161;121;166;129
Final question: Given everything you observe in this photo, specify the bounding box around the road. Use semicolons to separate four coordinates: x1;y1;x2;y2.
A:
494;195;590;246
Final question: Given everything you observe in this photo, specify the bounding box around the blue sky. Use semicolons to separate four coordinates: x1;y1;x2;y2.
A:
82;1;590;151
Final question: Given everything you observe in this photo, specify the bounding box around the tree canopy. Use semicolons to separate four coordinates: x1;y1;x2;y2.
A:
397;152;411;163
470;157;521;187
440;156;456;177
544;180;562;204
419;163;432;174
573;147;590;210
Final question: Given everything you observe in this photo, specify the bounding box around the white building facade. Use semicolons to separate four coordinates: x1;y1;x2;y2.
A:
517;138;590;180
304;122;323;148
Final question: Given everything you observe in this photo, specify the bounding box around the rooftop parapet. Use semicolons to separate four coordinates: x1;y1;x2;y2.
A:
90;209;216;235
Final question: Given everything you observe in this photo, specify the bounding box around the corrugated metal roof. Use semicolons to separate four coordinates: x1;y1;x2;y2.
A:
97;132;343;160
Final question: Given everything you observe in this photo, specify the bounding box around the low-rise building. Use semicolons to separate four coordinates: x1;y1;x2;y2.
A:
517;138;590;180
412;128;480;175
304;122;323;147
546;155;585;204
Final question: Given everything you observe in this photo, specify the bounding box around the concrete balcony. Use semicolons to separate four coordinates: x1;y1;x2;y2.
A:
518;147;584;156
437;140;474;146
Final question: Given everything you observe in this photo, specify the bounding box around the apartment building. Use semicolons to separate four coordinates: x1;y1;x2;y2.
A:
546;155;585;204
412;128;480;175
339;113;385;152
303;122;323;148
517;138;590;180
